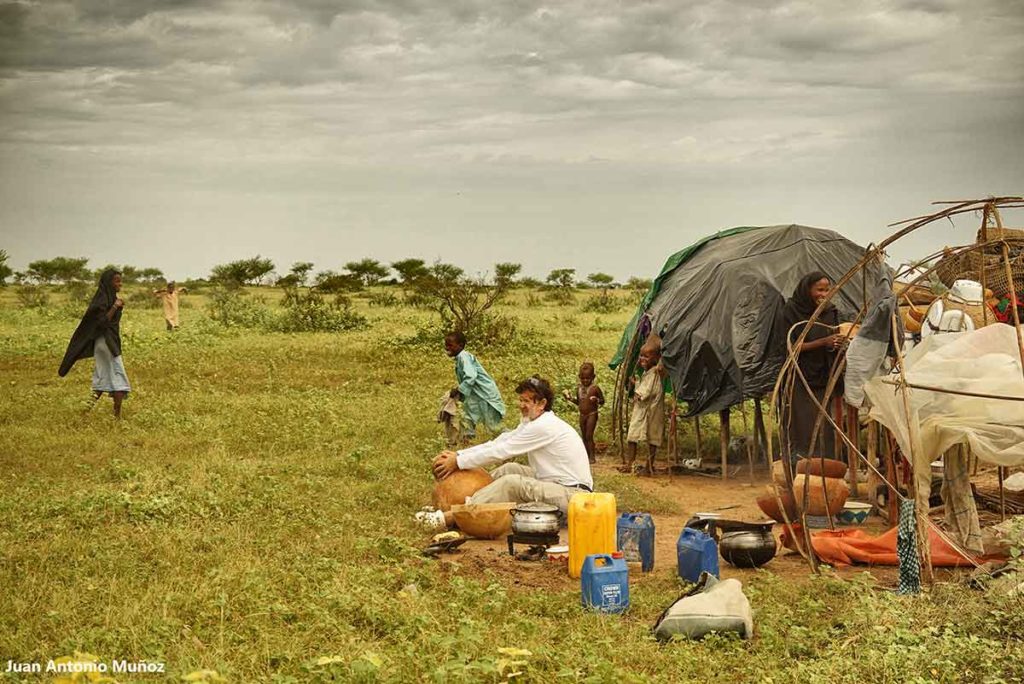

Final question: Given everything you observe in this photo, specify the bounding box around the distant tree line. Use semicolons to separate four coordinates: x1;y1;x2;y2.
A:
0;249;656;296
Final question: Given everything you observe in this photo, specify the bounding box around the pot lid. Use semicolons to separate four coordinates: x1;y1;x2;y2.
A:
515;502;560;514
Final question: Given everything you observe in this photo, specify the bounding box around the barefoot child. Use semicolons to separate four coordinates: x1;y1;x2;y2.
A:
444;331;506;441
622;336;666;475
564;362;604;463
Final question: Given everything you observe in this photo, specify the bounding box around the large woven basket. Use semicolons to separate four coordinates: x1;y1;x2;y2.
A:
933;229;1024;294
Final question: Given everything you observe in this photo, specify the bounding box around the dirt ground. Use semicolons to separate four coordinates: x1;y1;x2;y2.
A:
430;462;937;591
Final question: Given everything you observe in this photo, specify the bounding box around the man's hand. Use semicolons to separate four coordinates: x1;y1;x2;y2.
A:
432;450;461;480
113;298;124;310
449;388;463;400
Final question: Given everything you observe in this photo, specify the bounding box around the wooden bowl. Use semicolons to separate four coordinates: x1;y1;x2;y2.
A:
756;489;799;523
450;502;515;539
432;469;493;511
795;457;848;479
793;474;850;516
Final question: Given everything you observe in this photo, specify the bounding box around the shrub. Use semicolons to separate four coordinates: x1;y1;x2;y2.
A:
544;288;574;305
270;288;367;333
16;285;49;309
126;289;161;309
366;291;399;307
207;287;271;328
581;292;621;313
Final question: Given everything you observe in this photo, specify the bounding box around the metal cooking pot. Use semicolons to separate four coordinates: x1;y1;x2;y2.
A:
719;526;777;568
511;502;561;535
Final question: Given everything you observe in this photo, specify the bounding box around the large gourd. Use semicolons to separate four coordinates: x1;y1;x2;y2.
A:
432;469;493;511
568;493;616;578
792;474;850;516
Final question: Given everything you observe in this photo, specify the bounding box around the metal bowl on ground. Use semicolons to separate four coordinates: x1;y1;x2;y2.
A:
718;525;777;568
511;502;562;535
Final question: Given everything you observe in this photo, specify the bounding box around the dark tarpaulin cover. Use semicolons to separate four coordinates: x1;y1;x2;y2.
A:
610;224;891;416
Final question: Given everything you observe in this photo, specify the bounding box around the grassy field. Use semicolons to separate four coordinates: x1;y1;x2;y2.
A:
1;285;1022;683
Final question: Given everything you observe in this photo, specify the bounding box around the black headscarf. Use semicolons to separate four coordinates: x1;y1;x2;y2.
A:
778;271;839;388
58;269;123;377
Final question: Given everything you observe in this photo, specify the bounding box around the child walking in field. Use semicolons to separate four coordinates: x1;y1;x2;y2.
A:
444;331;506;441
621;335;666;475
564;362;605;463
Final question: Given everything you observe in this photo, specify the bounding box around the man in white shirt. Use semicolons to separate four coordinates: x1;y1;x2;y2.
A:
430;376;594;524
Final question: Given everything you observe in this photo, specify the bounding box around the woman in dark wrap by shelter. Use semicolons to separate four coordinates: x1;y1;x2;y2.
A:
778;271;846;462
59;269;131;418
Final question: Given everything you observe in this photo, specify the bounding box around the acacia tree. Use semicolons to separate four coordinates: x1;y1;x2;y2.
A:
345;258;390;287
547;268;576;289
626;276;653;293
391;258;429;287
410;262;515;337
494;262;522;289
210;256;275;288
290;262;314;287
314;270;362;293
587;272;615;295
26;256;90;284
0;250;12;286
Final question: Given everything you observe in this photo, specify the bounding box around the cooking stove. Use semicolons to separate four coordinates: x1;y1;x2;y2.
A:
506;531;560;560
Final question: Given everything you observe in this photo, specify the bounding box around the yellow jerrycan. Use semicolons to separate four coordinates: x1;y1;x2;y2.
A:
568;492;617;578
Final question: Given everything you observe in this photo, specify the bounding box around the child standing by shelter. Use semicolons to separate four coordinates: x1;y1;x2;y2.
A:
621;336;666;475
564;362;605;463
444;331;506;441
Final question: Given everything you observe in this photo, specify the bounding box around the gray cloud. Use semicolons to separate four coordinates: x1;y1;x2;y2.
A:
0;0;1022;278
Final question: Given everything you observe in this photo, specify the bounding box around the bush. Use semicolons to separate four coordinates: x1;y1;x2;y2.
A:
366;291;399;307
270;289;367;333
126;289;161;309
207;287;271;328
544;288;574;305
403;291;434;309
16;285;49;309
580;293;622;313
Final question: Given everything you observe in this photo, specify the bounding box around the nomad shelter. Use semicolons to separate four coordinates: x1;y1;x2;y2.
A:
610;224;892;419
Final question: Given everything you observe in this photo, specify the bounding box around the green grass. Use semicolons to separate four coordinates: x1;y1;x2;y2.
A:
1;286;1022;683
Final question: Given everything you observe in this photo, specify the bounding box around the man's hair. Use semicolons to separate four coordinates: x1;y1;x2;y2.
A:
580;361;595;375
515;375;554;411
445;331;467;347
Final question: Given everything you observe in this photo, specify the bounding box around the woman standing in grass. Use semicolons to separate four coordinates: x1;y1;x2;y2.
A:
58;268;131;418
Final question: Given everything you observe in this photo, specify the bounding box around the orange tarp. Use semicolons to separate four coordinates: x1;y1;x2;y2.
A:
780;525;980;567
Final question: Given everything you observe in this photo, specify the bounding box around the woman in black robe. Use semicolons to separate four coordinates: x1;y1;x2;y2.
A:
778;271;845;462
59;269;130;417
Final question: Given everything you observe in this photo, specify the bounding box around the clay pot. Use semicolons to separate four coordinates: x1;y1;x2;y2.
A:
795;457;849;479
450;502;515;539
792;474;849;516
756;489;799;523
432;468;493;511
771;460;791;487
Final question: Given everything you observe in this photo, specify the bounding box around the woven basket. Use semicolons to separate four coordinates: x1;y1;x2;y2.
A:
933;245;1024;295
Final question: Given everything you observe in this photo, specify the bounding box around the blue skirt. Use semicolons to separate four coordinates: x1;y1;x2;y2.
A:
92;336;131;393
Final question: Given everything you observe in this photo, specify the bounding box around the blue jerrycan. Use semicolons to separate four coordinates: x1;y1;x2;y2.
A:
676;527;720;583
580;553;630;614
617;512;655;572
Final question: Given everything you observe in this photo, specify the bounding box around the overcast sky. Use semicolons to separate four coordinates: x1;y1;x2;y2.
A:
1;0;1022;281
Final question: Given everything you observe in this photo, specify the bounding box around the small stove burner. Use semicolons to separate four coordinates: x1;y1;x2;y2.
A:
507;531;561;560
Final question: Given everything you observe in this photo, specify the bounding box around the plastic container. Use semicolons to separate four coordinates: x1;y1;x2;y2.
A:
568;493;617;578
617;512;655;572
581;553;630;613
676;527;719;583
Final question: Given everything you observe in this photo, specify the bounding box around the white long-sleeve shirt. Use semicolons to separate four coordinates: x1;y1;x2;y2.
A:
456;411;593;489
